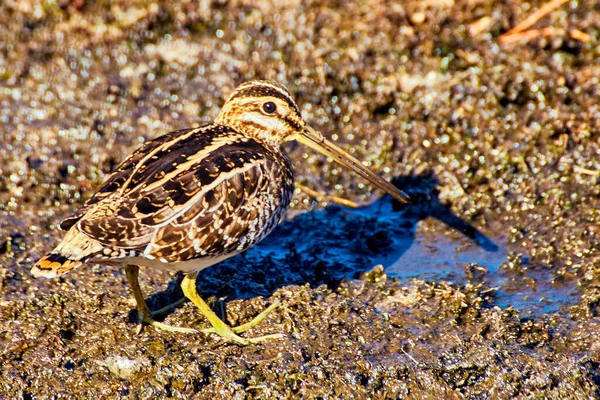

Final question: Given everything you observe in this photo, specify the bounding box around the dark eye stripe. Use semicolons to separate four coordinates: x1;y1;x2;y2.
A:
230;81;300;115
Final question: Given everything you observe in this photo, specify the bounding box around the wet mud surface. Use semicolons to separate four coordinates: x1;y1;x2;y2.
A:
1;0;600;398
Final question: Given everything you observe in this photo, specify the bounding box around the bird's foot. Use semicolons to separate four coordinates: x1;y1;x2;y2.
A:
136;310;198;334
201;301;284;344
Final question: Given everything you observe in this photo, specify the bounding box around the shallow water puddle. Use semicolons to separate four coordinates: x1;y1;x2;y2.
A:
381;232;579;315
339;198;580;316
318;198;579;316
241;198;580;316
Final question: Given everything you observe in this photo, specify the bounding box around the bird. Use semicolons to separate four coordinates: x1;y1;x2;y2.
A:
31;80;410;345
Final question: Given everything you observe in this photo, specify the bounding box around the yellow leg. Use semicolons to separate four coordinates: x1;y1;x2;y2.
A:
181;272;283;345
125;265;197;334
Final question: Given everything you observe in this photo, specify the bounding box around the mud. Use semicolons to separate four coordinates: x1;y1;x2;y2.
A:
1;0;600;398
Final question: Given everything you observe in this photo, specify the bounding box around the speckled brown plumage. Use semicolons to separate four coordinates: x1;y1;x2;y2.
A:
74;126;290;262
31;80;409;341
33;83;298;277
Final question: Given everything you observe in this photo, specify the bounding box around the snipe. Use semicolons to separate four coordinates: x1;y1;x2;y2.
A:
32;80;410;344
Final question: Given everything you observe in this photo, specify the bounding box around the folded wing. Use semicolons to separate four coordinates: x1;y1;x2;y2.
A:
69;125;292;263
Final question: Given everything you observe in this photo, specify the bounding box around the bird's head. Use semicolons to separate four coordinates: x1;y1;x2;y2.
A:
215;80;305;146
215;80;410;204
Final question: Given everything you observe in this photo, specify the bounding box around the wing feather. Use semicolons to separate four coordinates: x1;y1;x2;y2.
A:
69;124;293;261
60;128;197;230
145;161;286;262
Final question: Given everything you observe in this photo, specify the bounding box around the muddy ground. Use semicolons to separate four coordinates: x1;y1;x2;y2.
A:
1;0;600;398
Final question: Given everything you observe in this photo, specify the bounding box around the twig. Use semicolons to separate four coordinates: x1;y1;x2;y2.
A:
469;16;493;36
569;29;593;43
503;0;569;36
499;27;557;44
573;166;600;177
295;183;360;208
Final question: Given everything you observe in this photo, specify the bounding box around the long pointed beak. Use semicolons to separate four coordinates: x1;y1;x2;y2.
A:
296;126;411;204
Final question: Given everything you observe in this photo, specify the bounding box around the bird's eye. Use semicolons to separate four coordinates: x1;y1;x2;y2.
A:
262;101;277;114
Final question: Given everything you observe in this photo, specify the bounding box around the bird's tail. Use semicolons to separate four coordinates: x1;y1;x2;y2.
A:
31;253;84;278
31;226;104;278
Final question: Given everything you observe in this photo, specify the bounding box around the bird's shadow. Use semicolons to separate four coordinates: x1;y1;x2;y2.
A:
135;171;499;322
